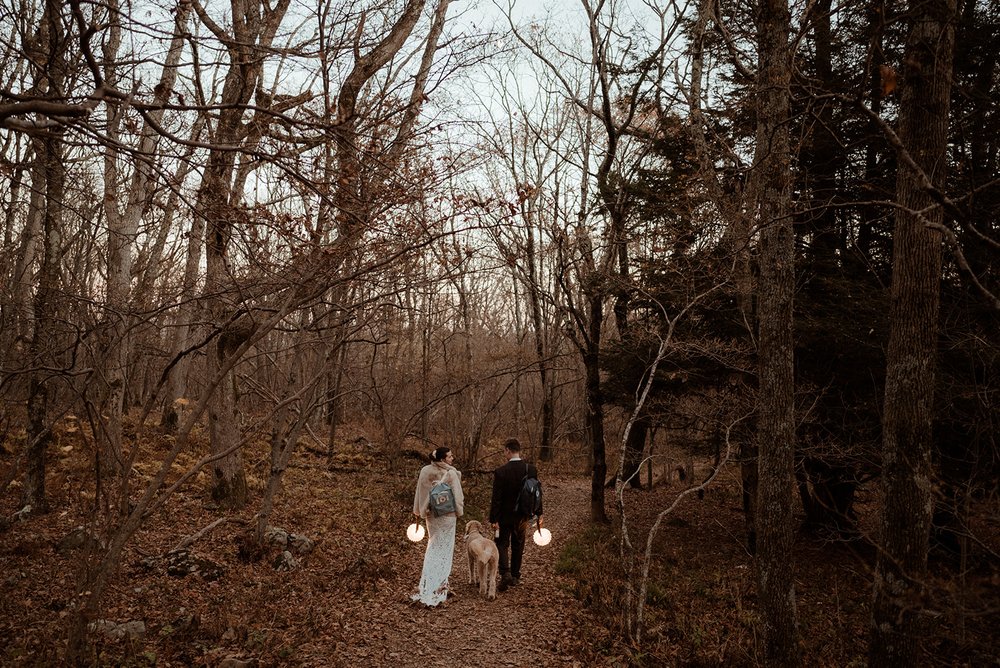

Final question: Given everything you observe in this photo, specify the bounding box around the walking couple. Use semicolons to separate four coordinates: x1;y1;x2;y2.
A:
410;438;544;606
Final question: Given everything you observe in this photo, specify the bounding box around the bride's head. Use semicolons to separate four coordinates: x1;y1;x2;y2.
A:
429;447;453;464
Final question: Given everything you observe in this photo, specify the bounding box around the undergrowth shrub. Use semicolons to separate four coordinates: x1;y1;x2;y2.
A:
556;519;756;665
555;524;624;620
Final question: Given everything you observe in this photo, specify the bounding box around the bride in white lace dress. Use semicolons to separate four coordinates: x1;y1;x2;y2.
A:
411;447;464;607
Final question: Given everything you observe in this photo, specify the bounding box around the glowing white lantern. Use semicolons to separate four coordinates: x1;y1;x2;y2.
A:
533;527;552;546
407;522;426;542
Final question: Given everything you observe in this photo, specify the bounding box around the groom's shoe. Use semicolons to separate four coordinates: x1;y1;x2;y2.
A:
510;577;521;587
499;575;513;592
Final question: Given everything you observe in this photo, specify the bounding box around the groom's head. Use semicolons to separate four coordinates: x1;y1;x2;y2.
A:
504;438;521;459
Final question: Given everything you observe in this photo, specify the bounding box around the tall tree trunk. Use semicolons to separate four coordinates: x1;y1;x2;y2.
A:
22;0;66;514
104;0;191;465
202;141;247;508
23;131;64;514
858;0;888;262
98;0;127;480
525;215;555;462
12;145;45;344
753;0;801;662
157;117;208;431
195;0;292;507
803;0;842;266
870;0;955;663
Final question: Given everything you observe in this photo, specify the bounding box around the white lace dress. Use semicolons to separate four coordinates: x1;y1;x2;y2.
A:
411;513;456;606
411;462;463;607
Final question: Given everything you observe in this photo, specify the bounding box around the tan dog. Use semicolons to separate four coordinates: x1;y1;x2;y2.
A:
463;520;499;600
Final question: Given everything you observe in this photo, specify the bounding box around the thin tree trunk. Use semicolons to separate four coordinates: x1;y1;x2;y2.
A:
105;0;191;458
0;157;25;350
858;0;887;260
585;293;608;522
256;346;311;546
524;218;555;461
870;0;955;663
803;0;841;266
689;0;757;548
12;148;45;343
160;207;205;432
325;341;348;458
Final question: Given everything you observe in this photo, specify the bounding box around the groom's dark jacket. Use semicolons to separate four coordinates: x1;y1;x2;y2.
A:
489;458;542;526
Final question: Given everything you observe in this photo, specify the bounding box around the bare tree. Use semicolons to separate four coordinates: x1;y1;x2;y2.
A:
188;0;294;508
507;0;666;521
100;0;193;479
22;0;71;515
474;61;571;462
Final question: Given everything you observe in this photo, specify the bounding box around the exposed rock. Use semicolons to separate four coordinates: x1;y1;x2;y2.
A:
273;550;298;572
140;548;225;582
88;619;146;642
160;548;224;581
288;533;314;555
264;526;314;555
140;554;161;570
56;526;106;554
263;526;288;548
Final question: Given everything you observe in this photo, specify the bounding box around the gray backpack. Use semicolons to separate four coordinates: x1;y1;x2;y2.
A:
429;478;456;516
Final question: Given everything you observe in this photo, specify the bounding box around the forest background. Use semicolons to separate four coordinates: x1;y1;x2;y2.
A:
0;0;997;664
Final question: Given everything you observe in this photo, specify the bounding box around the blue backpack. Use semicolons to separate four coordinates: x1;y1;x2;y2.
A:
429;478;456;516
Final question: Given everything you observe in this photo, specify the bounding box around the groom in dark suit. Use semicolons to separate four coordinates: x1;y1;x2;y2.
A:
489;438;543;591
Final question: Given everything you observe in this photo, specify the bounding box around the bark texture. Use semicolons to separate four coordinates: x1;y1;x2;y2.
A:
870;0;955;663
753;0;801;662
24;132;63;515
23;0;67;514
196;0;292;507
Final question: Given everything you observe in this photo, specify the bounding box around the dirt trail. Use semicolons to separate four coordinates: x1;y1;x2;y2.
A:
337;476;594;667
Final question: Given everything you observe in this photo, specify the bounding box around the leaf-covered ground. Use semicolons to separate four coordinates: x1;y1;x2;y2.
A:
0;430;606;666
1;425;997;666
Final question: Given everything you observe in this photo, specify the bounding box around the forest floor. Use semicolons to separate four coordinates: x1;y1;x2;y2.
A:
1;421;998;666
336;475;598;668
0;426;608;667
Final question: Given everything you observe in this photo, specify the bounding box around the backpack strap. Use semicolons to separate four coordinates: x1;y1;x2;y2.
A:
434;468;452;487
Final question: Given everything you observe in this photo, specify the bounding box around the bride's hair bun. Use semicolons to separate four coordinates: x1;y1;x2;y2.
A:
429;447;451;462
